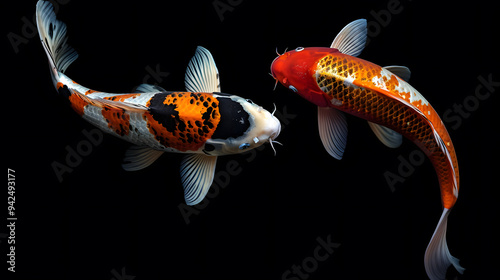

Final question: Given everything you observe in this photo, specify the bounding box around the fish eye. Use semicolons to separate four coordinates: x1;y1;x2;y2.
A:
295;47;304;52
289;85;298;93
239;143;251;150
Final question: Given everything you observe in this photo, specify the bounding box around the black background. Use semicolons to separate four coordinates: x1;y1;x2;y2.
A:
4;0;499;279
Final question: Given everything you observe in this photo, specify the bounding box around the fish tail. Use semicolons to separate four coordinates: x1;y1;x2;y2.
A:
424;208;464;280
36;0;78;89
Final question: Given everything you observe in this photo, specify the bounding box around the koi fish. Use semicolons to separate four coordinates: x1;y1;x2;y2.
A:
270;19;463;280
36;0;281;206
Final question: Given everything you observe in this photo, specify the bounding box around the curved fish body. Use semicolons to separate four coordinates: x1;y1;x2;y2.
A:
54;76;279;158
270;19;463;280
36;0;281;205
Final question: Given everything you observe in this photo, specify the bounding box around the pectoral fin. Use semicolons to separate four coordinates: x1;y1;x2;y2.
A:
318;106;348;160
185;46;221;93
367;122;402;148
180;154;217;205
330;19;367;57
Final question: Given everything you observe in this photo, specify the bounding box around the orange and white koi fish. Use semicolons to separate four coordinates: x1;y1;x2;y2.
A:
270;19;463;280
36;0;281;205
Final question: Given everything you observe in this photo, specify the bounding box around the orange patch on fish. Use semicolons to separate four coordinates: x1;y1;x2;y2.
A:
144;92;220;152
101;106;130;136
68;93;89;116
85;89;100;95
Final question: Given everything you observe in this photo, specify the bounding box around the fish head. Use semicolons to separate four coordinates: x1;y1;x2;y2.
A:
271;47;338;107
204;94;281;156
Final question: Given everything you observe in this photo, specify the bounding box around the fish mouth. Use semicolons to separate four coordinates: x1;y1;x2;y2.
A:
270;115;281;141
270;47;288;80
267;114;282;155
270;59;280;91
270;55;280;80
271;104;282;139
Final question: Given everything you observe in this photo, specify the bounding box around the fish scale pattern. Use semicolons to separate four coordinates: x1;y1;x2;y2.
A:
315;54;458;208
316;55;434;141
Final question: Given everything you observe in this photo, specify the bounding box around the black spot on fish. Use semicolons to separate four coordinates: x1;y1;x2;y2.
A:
202;107;215;129
211;96;250;139
58;84;72;99
178;120;186;132
204;143;215;151
148;92;181;134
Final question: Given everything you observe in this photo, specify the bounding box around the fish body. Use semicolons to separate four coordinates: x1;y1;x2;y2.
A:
271;19;463;280
36;0;281;205
55;75;278;157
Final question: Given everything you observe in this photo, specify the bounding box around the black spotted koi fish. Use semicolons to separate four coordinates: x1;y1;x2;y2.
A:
36;0;281;205
270;19;463;280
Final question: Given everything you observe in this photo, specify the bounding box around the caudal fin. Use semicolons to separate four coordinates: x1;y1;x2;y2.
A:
424;208;465;280
36;0;78;87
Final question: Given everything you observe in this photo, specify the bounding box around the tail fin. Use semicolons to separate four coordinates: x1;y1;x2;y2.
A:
36;0;78;87
424;208;465;280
